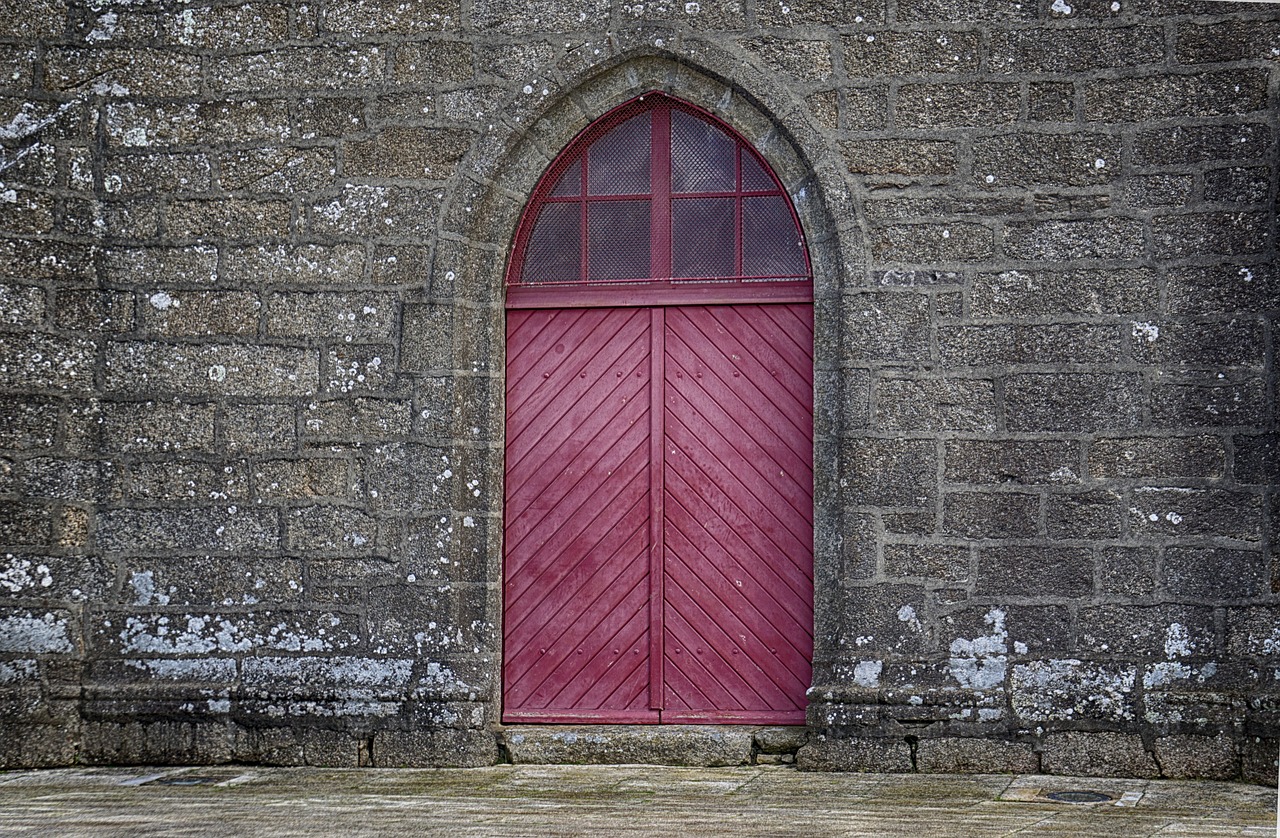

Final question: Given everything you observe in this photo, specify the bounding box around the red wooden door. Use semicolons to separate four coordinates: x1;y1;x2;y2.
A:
661;304;813;722
503;93;813;724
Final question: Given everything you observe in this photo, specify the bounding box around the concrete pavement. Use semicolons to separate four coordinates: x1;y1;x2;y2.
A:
0;764;1275;837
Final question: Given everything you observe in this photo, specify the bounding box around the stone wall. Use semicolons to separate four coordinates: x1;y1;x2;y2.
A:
0;0;1276;781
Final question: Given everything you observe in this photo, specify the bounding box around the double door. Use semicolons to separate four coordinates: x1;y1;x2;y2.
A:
503;302;813;723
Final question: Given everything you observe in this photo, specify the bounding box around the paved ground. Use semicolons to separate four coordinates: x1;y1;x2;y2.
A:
0;764;1275;837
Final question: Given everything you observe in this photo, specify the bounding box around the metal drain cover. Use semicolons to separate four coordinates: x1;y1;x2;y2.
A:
1046;790;1114;804
151;776;225;786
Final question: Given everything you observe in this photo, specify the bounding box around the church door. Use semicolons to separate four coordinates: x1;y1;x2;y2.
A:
503;93;814;724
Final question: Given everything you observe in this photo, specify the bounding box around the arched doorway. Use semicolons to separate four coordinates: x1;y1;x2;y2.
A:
503;92;813;724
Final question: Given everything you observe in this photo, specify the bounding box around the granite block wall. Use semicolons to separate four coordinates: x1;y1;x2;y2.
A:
0;0;1276;781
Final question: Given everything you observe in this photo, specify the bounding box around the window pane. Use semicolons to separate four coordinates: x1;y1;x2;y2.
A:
671;109;735;194
521;203;581;283
587;201;651;281
550;161;581;197
741;151;775;192
742;196;806;278
587;112;651;196
672;198;735;278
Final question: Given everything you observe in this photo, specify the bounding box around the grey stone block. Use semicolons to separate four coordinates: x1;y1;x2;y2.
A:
843;30;980;77
916;737;1037;774
1004;218;1145;261
1156;733;1239;780
1042;731;1159;779
1128;487;1261;542
1151;376;1267;429
973;132;1121;187
875;377;996;432
990;26;1163;72
971;268;1158;317
796;736;913;772
842;139;957;176
1164;547;1267;601
843;437;935;508
1012;660;1137;723
943;492;1039;540
842;292;931;362
1084;70;1269;123
1088;436;1225;480
1133;123;1271;165
503;726;752;767
1004;373;1144;433
945;440;1079;486
1044;491;1124;540
975;547;1092;598
377;728;498;768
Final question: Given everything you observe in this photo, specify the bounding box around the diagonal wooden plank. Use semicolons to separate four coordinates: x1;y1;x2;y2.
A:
507;316;649;458
664;396;813;551
506;412;649;564
506;539;648;704
506;363;649;528
664;579;790;710
663;480;812;646
507;307;646;418
668;306;812;430
519;566;651;710
664;521;811;689
506;476;649;634
664;419;812;590
665;326;811;466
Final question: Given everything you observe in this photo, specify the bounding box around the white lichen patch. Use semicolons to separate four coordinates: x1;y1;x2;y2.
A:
118;613;353;655
853;660;882;688
1131;321;1159;342
1164;623;1195;658
949;608;1008;691
1012;659;1135;721
148;291;177;311
124;657;235;681
129;570;170;606
0;554;53;593
0;659;38;683
0;611;74;653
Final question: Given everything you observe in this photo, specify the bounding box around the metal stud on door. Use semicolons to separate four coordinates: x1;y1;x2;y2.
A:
504;93;813;724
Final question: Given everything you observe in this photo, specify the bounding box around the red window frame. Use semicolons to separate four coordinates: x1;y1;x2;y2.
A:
506;92;813;310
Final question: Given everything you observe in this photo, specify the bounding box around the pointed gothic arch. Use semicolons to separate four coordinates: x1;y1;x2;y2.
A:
502;93;815;724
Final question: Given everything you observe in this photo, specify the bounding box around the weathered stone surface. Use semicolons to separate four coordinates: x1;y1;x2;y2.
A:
916;738;1037;773
875;377;996;432
1;0;1277;781
843;438;935;507
975;547;1092;598
376;728;497;768
503;726;753;767
1004;373;1144;433
796;736;913;773
842;140;956;176
1041;732;1159;779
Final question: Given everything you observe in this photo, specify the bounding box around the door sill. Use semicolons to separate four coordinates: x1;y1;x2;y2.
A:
497;724;809;767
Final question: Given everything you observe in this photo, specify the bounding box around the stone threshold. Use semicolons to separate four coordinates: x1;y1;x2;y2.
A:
496;724;809;767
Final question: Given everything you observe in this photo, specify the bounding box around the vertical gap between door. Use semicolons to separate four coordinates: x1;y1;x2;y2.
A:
647;306;666;713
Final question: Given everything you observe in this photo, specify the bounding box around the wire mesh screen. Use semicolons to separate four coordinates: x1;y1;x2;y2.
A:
588;201;651;281
512;93;810;288
672;198;735;278
587;111;651;196
671;109;736;194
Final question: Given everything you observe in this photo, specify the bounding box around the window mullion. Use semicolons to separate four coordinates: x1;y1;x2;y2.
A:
650;105;672;281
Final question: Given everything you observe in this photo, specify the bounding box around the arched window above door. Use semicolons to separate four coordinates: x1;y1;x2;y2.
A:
507;93;812;308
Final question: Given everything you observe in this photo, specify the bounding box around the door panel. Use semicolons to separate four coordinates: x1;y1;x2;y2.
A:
503;303;812;724
504;307;658;722
661;304;812;723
